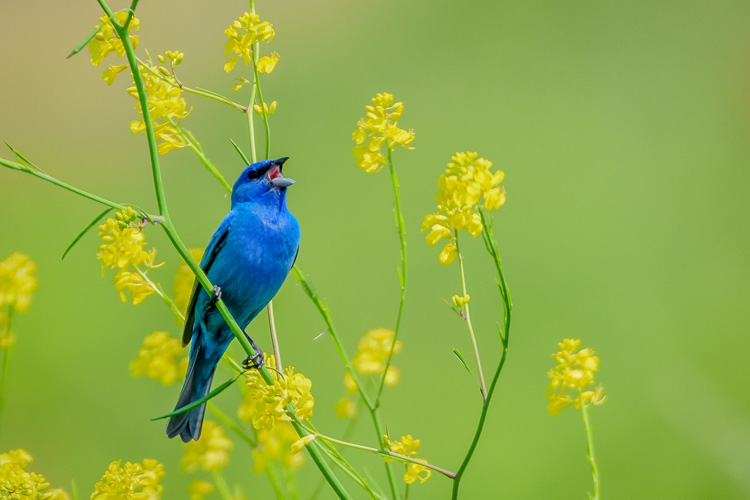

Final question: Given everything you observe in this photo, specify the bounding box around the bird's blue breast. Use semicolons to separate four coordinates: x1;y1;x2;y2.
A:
195;202;300;339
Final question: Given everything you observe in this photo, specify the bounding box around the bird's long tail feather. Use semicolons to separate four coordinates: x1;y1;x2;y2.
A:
166;337;217;443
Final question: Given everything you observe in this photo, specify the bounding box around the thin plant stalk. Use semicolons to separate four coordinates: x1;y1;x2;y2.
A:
0;307;13;420
375;149;407;406
455;233;488;400
582;403;601;500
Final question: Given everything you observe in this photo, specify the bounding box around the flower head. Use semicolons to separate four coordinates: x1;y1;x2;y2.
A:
90;458;163;500
129;331;188;385
0;448;69;500
97;208;162;305
238;354;315;431
188;480;213;500
352;93;415;173
127;55;192;155
0;253;37;314
223;12;276;73
545;338;607;416
384;435;432;485
351;328;402;383
422;152;506;264
181;420;233;472
88;13;139;67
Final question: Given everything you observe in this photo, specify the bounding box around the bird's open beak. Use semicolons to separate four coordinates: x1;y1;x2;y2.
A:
268;157;295;188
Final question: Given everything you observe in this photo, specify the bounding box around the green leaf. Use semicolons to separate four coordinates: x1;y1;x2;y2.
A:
229;138;250;166
195;86;233;101
62;208;112;260
5;143;38;172
67;24;102;59
452;348;473;376
151;372;243;421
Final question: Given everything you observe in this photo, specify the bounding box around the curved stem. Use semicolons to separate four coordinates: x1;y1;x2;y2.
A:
455;234;487;399
375;149;407;406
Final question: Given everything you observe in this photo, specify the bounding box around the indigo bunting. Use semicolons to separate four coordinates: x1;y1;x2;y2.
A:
167;157;300;442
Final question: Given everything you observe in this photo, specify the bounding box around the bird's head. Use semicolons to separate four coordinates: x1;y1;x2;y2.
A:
231;157;295;208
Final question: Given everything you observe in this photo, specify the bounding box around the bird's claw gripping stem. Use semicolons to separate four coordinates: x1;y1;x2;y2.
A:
242;333;265;371
205;285;222;311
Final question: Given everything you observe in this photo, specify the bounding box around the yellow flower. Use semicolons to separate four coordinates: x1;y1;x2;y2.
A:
0;448;70;500
188;480;213;500
173;248;205;323
250;422;305;473
335;397;357;418
352;93;415;173
451;294;471;308
422;152;506;264
90;458;164;500
290;434;315;454
129;331;188;385
223;12;276;73
127;55;192;155
0;252;38;314
257;52;279;74
383;435;432;485
545;338;607;416
97;208;163;305
88;13;139;67
253;101;277;116
102;64;128;85
181;420;233;472
238;354;315;431
352;328;402;377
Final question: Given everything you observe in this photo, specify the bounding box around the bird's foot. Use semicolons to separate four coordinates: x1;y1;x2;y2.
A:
242;334;265;371
205;285;222;311
243;351;265;371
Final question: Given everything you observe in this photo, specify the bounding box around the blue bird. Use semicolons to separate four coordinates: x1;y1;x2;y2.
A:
167;157;300;442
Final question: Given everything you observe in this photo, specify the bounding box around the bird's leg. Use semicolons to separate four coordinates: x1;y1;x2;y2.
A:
204;285;222;311
242;333;265;371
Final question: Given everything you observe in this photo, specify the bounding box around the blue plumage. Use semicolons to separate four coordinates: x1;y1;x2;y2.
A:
167;157;300;442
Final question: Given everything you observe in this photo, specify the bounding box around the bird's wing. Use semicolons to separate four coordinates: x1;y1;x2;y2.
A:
182;212;234;347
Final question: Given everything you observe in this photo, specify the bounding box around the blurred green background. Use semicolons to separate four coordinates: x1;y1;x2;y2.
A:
2;0;750;498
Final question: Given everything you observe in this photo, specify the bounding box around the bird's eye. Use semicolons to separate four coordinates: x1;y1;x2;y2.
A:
246;168;265;180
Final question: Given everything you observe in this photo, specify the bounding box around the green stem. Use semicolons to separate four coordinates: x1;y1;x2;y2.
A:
250;57;271;160
0;307;13;422
374;149;407;407
292;266;400;499
455;234;487;399
581;403;601;500
451;214;512;499
267;462;290;500
133;266;185;322
0;158;139;214
211;470;234;500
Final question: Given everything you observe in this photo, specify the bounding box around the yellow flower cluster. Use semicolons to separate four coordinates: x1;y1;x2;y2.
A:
129;331;188;385
173;248;205;324
90;459;164;500
88;12;140;67
97;207;163;305
128;52;192;155
251;422;306;474
422;152;506;265
352;93;415;173
384;435;432;485
188;480;213;500
238;354;315;431
181;420;233;472
223;12;276;73
0;252;38;314
0;449;69;500
546;338;607;416
337;328;402;418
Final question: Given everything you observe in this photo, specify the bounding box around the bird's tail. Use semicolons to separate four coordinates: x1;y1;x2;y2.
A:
166;337;218;442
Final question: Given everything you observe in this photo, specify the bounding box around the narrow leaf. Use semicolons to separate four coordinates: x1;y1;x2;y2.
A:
5;143;38;172
195;86;233;100
151;372;243;421
62;208;112;260
452;349;473;375
229;138;250;165
67;25;102;59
